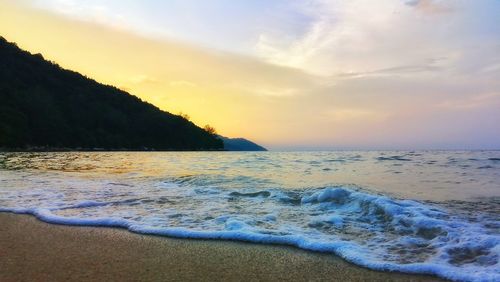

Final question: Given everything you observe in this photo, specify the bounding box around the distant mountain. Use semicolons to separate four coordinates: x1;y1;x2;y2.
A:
0;36;223;151
219;136;267;151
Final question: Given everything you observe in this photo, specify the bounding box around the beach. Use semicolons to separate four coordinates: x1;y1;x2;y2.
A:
0;213;444;282
1;1;499;280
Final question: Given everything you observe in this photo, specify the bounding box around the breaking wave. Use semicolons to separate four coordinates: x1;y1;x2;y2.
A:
1;181;498;281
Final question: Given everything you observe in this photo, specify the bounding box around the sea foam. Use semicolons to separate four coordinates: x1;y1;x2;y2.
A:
1;184;498;282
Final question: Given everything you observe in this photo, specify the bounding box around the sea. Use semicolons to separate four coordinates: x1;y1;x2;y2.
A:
0;151;499;281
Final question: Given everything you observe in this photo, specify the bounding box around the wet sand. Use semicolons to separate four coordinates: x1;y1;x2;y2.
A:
0;213;444;281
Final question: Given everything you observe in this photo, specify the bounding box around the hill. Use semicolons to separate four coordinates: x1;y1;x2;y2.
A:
219;136;267;151
0;37;223;151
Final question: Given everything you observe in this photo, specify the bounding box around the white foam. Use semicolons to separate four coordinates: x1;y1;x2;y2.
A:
1;168;499;281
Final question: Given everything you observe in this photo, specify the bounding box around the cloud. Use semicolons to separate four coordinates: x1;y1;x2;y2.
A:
335;59;446;79
254;0;493;78
31;0;130;30
403;0;453;14
404;0;420;6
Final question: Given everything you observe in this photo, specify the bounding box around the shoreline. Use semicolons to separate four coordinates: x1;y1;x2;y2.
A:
0;149;227;152
1;213;445;281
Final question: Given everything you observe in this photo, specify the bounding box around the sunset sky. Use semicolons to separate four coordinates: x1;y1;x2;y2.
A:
1;0;499;149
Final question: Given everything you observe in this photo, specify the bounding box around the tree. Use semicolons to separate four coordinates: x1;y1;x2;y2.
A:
178;112;190;121
204;124;217;135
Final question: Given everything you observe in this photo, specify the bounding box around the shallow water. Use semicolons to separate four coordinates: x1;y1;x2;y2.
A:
0;151;499;281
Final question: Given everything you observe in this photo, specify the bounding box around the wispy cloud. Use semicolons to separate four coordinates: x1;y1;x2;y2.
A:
334;58;446;79
31;0;130;30
254;0;498;79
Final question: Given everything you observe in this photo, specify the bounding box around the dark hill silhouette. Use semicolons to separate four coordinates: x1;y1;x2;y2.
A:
0;36;223;151
219;136;267;151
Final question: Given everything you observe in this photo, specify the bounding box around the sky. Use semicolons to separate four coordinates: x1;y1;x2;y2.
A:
0;0;499;150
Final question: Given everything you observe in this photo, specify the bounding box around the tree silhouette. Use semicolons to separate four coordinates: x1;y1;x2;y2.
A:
178;112;190;121
203;124;217;135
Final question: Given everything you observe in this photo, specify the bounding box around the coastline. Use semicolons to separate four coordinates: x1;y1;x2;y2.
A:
1;213;444;282
0;148;227;152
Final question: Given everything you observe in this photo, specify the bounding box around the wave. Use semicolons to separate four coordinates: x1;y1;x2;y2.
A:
1;183;498;282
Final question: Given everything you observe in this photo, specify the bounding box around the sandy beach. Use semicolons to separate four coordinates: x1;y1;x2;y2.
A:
0;213;444;282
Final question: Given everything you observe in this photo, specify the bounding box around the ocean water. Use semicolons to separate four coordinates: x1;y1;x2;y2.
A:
0;151;499;281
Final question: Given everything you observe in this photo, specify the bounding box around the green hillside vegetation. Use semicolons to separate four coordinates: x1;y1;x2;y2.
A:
0;36;223;151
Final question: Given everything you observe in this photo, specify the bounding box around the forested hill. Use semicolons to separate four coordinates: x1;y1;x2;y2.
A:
219;136;267;151
0;37;223;151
